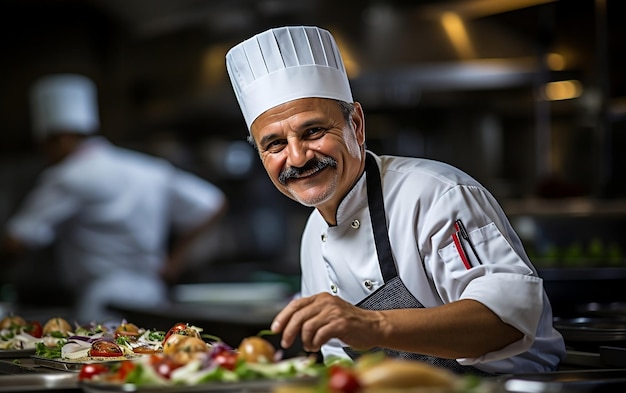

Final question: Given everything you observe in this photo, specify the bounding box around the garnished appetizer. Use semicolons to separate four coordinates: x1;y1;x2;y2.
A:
35;319;164;361
0;315;71;350
77;325;321;387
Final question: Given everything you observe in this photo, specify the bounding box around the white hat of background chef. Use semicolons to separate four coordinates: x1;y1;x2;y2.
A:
30;74;100;140
226;26;353;130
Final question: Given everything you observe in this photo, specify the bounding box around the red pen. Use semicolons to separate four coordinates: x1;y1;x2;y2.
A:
452;222;472;269
456;219;483;265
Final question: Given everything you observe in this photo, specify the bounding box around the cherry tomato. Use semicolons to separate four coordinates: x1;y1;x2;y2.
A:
152;357;181;379
78;363;109;380
328;365;362;393
24;321;43;338
237;336;275;363
113;360;136;381
213;350;238;370
89;340;124;357
115;322;140;339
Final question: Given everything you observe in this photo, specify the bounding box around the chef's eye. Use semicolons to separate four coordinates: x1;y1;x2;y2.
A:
263;139;286;153
304;127;325;139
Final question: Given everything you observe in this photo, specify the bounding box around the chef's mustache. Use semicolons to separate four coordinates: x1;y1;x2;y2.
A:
278;156;338;185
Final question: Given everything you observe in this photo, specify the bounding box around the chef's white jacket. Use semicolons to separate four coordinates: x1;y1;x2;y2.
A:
300;152;565;374
6;137;226;321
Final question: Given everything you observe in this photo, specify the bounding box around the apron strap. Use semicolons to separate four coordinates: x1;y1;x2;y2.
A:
365;153;398;283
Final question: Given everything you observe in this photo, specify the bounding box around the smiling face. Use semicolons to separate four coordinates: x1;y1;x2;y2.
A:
250;98;366;224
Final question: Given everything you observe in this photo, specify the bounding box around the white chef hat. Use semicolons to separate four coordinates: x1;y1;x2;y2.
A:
29;74;100;140
226;26;353;130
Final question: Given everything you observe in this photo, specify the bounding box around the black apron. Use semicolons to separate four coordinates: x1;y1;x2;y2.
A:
342;153;491;376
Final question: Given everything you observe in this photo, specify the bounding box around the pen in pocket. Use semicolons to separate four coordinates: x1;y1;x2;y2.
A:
452;229;472;269
455;219;483;265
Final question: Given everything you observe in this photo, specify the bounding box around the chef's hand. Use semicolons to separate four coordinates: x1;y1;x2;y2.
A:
271;292;382;353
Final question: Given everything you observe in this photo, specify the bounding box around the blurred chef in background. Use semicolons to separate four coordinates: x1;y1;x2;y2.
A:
0;74;227;323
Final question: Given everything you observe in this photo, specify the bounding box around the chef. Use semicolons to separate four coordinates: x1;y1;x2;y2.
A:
1;74;227;322
225;26;565;374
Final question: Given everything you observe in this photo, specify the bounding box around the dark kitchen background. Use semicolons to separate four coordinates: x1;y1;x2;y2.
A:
1;0;625;321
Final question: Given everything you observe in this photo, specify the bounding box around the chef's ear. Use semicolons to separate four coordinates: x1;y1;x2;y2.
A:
352;102;365;145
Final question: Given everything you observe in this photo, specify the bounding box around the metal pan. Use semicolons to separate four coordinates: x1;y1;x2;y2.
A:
553;317;626;342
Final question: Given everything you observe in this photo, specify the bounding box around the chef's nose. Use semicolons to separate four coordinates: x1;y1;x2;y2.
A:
285;139;313;168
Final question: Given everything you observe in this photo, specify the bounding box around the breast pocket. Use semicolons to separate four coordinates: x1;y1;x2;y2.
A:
438;222;533;279
471;222;533;274
438;239;472;279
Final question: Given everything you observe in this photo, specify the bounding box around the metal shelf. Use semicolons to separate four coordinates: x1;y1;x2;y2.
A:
502;198;626;217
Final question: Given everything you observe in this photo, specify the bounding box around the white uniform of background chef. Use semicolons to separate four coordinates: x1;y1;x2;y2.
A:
2;74;227;322
226;26;565;375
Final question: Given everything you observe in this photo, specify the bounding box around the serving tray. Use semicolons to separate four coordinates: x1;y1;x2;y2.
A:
31;356;126;372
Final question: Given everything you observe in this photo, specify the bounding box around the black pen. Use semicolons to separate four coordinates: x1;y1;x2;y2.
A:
455;219;483;265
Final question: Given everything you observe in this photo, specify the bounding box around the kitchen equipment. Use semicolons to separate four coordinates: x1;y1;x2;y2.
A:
500;369;626;393
554;317;626;352
171;282;290;306
0;373;78;392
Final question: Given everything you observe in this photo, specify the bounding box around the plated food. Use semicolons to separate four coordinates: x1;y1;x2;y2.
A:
3;315;488;392
77;325;486;393
78;326;320;387
1;314;166;365
34;319;167;366
0;315;70;352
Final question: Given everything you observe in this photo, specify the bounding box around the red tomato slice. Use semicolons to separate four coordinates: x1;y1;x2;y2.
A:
89;340;124;357
24;321;43;338
78;363;109;380
162;322;188;344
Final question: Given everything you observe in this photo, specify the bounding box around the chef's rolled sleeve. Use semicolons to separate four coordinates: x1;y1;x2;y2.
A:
458;273;544;363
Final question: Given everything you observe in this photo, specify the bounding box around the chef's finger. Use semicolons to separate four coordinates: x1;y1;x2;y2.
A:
272;296;310;332
271;296;318;349
302;314;342;353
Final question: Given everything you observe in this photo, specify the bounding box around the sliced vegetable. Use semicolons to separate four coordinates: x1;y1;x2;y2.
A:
35;341;64;359
89;340;124;357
